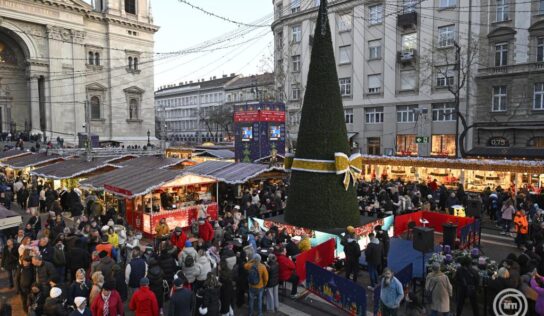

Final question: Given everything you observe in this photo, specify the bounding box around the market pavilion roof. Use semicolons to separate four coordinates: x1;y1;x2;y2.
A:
30;157;118;180
0;153;64;170
113;155;186;169
183;161;285;184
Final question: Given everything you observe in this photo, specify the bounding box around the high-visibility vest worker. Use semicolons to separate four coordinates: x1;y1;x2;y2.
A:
514;210;529;235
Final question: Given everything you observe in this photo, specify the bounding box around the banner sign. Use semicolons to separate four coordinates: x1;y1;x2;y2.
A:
373;263;413;316
141;203;218;236
306;262;367;316
295;239;335;283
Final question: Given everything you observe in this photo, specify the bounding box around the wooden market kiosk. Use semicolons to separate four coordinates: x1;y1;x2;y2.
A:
98;167;218;237
361;155;544;193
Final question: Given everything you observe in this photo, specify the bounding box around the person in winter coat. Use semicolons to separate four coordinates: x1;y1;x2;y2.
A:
501;199;516;236
196;273;221;316
2;238;18;288
379;268;404;316
365;233;383;287
159;244;178;285
91;281;124;316
170;227;187;252
277;247;298;297
180;241;198;267
95;235;113;258
125;248;148;293
69;297;92;316
298;233;311;252
194;250;212;292
28;283;46;316
89;271;104;306
68;241;91;281
129;277;159;316
16;256;34;313
168;277;194;316
32;255;57;294
341;227;361;282
67;269;92;306
265;254;280;313
147;258;165;311
531;274;544;316
219;258;235;316
425;262;452;316
38;237;54;263
43;287;69;316
93;251;117;284
198;219;214;244
454;257;479;316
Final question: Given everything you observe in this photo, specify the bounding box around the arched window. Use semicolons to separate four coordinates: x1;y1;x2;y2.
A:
88;52;94;65
90;96;100;120
128;56;133;69
129;99;138;119
0;41;18;65
133;58;139;70
95;53;100;66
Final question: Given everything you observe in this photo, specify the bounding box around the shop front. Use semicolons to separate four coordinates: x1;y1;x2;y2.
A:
362;155;544;193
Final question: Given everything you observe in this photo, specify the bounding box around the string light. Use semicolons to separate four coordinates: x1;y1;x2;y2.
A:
177;0;271;28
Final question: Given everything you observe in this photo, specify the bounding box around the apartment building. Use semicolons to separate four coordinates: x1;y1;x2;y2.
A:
224;73;276;106
272;0;477;157
154;75;236;143
470;0;544;159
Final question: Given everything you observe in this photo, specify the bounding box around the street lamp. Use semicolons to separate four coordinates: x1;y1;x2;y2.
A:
147;130;151;147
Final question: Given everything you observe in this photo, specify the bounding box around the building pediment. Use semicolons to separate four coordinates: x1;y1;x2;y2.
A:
487;26;516;39
529;20;544;33
36;0;90;12
87;83;107;91
124;86;145;94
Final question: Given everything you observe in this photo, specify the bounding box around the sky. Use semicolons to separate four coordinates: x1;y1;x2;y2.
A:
149;0;274;89
82;0;273;89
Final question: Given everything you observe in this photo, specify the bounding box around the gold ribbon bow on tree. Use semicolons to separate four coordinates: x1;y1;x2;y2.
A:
284;153;363;191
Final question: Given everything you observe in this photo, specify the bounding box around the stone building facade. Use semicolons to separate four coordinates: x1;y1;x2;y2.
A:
0;0;158;145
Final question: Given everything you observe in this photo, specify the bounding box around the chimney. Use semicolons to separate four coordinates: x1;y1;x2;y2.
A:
230;73;235;77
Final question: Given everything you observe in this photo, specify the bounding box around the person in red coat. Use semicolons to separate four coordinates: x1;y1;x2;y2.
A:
170;227;187;252
90;281;124;316
129;277;159;316
276;247;299;297
198;219;214;243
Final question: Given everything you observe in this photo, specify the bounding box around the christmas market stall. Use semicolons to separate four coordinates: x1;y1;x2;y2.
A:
361;155;544;193
0;152;65;182
81;166;218;237
111;154;196;170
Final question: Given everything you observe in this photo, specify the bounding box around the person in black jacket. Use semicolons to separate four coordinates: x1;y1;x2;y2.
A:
219;258;235;316
38;237;54;263
32;255;57;295
67;240;91;281
43;287;69;316
28;283;46;316
16;257;34;313
341;227;361;282
147;258;165;311
159;244;178;286
375;225;390;273
168;276;194;316
455;257;480;316
265;254;280;313
365;233;383;288
197;273;221;316
67;269;91;306
1;238;19;288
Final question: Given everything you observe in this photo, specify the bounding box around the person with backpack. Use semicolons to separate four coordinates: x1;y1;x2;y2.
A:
52;240;67;284
244;254;269;316
341;226;361;282
182;253;200;286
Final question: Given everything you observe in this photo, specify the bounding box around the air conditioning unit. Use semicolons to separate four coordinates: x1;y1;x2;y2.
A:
400;51;414;61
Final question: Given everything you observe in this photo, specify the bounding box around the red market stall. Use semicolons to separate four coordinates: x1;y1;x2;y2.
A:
98;167;218;237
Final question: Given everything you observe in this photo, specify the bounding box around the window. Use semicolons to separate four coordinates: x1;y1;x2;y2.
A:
275;32;283;50
401;33;417;52
436;67;454;87
496;0;509;22
133;58;138;70
128;56;133;69
291;84;300;100
367;137;381;155
369;5;383;25
432;103;455;121
400;70;417;90
495;43;508;66
339;78;352;96
439;0;456;8
397;105;417;123
291;25;301;43
396;135;417;155
438;25;455;47
540;0;544;15
125;0;136;14
365;107;384;123
129;99;139;120
344;108;353;124
534;83;544;110
88;52;94;65
90;96;101;120
94;53;100;66
291;55;301;72
337;14;352;32
275;3;283;18
431;135;456;156
368;40;382;59
291;0;300;13
492;86;507;112
538;37;544;62
315;0;321;6
368;74;382;93
339;45;351;64
403;0;417;13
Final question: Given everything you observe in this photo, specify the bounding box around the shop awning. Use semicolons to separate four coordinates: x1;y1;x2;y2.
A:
194;149;235;160
465;147;544;160
113;155;186;169
0;153;65;170
184;161;286;184
361;154;544;174
30;157;119;180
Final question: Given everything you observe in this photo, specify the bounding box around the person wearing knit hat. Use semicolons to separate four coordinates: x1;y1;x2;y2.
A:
43;287;67;315
168;273;194;316
69;297;91;316
129;276;159;316
50;287;62;299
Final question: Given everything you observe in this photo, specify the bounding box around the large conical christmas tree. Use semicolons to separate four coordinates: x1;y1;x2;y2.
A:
285;0;359;230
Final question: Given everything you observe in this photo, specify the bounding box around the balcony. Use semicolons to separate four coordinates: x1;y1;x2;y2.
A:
397;11;417;29
477;62;544;78
397;50;417;64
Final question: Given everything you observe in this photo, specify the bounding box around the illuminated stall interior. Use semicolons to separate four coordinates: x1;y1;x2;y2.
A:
1;153;65;182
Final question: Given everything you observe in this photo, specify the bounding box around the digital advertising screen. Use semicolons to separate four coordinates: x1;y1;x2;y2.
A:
242;126;253;141
269;125;281;140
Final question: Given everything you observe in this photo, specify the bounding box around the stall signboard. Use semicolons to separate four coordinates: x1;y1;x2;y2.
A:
104;184;133;197
144;203;218;235
306;262;367;316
